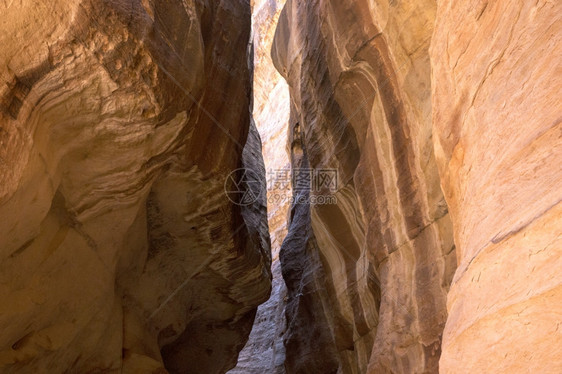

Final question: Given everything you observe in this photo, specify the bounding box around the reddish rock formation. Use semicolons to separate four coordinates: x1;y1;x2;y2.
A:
1;0;560;373
272;0;456;372
0;1;271;373
431;1;562;372
271;0;560;373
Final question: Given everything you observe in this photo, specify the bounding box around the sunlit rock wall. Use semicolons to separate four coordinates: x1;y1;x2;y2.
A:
431;1;562;372
0;1;271;373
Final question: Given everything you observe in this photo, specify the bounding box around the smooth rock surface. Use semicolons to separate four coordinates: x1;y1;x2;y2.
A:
0;1;271;373
431;1;562;372
272;0;456;372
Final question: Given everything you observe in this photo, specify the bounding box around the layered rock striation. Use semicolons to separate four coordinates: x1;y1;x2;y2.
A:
272;0;456;372
1;0;560;373
0;1;271;373
431;1;562;372
272;0;560;373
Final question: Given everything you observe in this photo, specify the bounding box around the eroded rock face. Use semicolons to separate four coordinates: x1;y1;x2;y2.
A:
271;0;560;373
0;1;271;373
431;1;562;372
272;0;456;372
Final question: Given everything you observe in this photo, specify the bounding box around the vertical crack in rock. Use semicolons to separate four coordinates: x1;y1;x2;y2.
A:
228;1;290;373
1;0;559;373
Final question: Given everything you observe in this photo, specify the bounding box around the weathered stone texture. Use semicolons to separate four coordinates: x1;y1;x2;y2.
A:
0;1;271;373
271;0;560;373
431;1;562;372
272;0;456;372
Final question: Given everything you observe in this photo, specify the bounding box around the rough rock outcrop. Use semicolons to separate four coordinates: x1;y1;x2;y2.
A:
0;1;271;373
228;0;290;372
272;0;456;372
431;1;562;372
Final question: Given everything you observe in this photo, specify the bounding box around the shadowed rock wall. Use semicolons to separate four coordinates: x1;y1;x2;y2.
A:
228;0;290;372
272;0;456;372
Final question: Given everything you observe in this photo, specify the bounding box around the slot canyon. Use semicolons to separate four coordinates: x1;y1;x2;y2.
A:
0;0;560;373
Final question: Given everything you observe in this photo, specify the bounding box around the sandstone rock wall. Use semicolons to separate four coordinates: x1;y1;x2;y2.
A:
2;0;559;372
272;0;456;372
272;0;560;373
431;1;562;372
0;1;271;373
